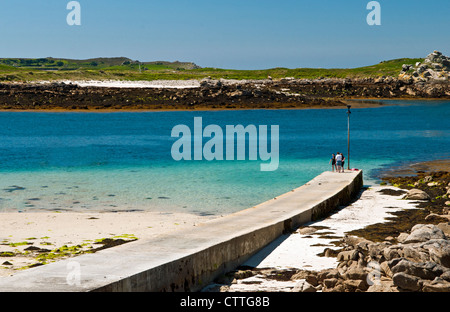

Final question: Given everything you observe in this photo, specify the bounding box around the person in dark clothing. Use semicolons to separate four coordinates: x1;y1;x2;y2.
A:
329;153;336;172
341;153;346;172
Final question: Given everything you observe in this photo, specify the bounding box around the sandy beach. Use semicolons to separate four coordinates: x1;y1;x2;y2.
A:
0;174;426;279
0;211;217;277
57;79;202;89
241;185;420;271
2;165;449;293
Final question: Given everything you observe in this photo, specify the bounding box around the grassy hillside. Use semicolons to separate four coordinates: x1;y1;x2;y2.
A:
0;57;424;82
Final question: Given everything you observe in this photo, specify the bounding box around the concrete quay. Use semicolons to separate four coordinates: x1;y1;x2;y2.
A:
0;170;363;292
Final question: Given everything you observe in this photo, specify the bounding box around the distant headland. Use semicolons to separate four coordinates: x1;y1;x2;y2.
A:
0;51;448;111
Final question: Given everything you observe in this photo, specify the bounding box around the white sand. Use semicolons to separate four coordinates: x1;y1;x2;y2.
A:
58;80;201;89
242;185;419;271
36;78;269;89
217;185;421;292
1;185;422;282
0;211;217;277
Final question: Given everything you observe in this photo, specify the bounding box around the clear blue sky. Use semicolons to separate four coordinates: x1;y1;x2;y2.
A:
0;0;448;69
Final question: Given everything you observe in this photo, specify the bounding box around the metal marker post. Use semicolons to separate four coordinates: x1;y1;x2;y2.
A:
347;105;351;170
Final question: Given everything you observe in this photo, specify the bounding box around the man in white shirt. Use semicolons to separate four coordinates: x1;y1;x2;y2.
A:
335;153;343;173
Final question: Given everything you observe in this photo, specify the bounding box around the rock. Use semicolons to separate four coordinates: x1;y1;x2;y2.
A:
391;259;443;280
402;189;431;200
337;250;359;262
298;227;318;235
402;64;413;72
427;182;439;187
367;280;397;292
317;269;340;282
425;214;449;223
1;261;12;266
200;78;222;89
383;246;401;261
305;274;319;287
337;264;347;277
368;242;387;258
402;245;430;262
387;257;405;269
417;65;428;74
344;235;372;249
420;239;450;268
292;280;316;292
343;267;367;281
403;224;445;243
323;284;345;292
215;273;235;285
397;232;410;243
323;278;339;289
421;278;450;292
343;279;368;292
391;259;415;274
392;272;422;291
290;270;309;280
402;51;450;82
317;271;328;282
380;261;393;278
201;283;228;292
324;248;340;258
233;270;255;280
441;271;450;282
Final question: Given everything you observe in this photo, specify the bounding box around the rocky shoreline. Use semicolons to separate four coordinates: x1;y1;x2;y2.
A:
0;77;448;111
204;168;450;293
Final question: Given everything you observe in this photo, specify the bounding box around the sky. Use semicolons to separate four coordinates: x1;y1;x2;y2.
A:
0;0;448;69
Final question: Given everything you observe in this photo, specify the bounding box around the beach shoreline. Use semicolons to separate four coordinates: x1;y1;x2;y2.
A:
0;211;218;277
206;160;450;292
377;159;450;178
0;102;384;113
0;96;441;113
0;78;448;112
1;159;449;291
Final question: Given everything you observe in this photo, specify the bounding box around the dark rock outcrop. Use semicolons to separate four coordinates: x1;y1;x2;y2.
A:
0;76;449;111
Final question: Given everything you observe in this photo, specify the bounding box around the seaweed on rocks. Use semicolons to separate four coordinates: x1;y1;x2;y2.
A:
348;170;450;243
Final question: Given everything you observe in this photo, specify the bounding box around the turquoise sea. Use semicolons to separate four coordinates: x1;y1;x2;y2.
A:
0;100;449;215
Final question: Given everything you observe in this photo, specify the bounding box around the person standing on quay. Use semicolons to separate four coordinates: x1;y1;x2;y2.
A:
335;152;343;173
329;153;336;172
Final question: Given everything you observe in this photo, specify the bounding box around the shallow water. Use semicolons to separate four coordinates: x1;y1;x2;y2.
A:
0;100;448;214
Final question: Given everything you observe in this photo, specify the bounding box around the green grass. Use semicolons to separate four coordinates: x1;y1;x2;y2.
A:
0;57;425;82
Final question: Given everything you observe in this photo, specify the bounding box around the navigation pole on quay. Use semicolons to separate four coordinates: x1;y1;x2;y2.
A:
347;104;351;170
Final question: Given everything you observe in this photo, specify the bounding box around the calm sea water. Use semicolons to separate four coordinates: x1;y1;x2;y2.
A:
0;100;449;215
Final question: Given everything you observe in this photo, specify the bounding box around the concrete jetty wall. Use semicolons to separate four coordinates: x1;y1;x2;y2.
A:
0;170;363;292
